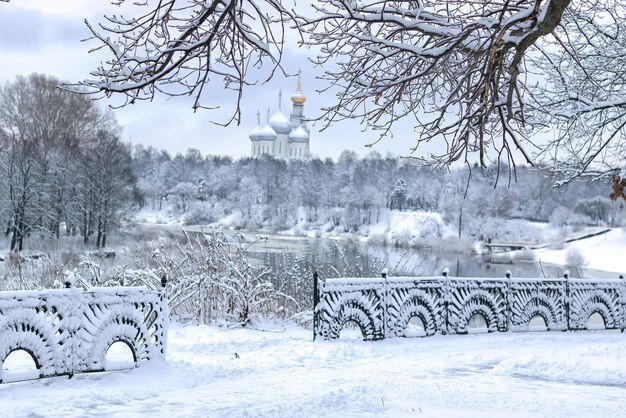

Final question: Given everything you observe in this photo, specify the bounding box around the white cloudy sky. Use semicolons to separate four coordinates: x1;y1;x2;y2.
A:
0;1;425;160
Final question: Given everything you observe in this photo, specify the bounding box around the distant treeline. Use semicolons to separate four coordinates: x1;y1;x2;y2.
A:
0;74;619;253
132;145;619;237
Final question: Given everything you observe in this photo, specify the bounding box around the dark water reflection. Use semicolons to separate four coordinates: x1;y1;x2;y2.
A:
247;237;573;280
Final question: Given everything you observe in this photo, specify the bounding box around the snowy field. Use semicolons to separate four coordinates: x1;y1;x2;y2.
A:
1;323;625;417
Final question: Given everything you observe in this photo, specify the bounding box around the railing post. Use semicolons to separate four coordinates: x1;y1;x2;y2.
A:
158;273;170;357
619;274;626;332
505;270;512;332
442;267;450;335
381;268;388;338
564;270;570;331
313;271;319;341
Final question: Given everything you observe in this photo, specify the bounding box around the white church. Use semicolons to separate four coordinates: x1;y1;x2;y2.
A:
249;77;310;158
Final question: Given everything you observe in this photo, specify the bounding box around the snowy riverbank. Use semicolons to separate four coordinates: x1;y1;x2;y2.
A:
135;208;625;275
535;228;626;275
136;208;456;244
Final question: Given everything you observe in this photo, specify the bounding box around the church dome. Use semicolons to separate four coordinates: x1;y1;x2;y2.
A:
257;124;277;141
291;72;307;105
291;91;306;105
269;111;292;135
288;126;309;143
249;126;262;141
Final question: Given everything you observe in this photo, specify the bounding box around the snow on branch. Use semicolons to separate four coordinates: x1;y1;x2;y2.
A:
531;0;626;183
299;0;570;173
77;0;626;182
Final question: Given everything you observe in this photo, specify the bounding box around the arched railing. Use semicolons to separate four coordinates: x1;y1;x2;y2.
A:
313;271;625;340
0;286;168;383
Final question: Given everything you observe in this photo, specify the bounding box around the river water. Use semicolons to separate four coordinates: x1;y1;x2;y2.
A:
173;224;616;279
241;234;576;280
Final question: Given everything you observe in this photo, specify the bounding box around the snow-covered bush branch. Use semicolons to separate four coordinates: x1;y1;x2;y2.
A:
125;229;291;326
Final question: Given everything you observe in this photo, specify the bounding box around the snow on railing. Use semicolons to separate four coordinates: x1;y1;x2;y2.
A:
313;270;626;340
0;285;168;383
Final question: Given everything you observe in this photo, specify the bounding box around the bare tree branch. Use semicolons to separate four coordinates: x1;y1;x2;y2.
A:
297;0;571;174
78;0;297;126
76;0;626;184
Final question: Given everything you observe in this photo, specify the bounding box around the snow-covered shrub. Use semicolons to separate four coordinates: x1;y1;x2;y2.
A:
574;196;614;226
243;217;261;231
155;230;285;326
341;206;360;233
417;217;443;239
549;207;592;231
392;229;413;247
329;207;343;227
168;182;197;214
183;202;215;225
367;233;389;246
511;249;537;262
549;207;573;227
565;247;587;267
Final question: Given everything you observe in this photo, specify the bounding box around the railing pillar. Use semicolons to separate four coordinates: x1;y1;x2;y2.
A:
382;268;388;338
619;274;626;332
564;270;570;331
313;271;319;341
505;270;512;332
442;267;450;335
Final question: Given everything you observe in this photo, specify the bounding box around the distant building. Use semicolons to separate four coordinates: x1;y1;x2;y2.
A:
249;76;310;158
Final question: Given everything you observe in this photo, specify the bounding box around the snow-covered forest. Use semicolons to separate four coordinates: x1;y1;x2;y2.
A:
132;145;622;241
0;74;135;252
2;75;622;259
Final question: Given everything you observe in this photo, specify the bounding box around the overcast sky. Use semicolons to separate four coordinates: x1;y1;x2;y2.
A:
0;1;427;161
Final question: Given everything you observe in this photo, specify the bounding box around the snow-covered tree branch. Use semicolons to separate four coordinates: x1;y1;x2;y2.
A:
80;0;626;184
81;0;295;125
301;0;569;171
531;0;626;185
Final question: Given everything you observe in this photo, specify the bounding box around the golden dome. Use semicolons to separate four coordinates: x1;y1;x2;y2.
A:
290;73;306;105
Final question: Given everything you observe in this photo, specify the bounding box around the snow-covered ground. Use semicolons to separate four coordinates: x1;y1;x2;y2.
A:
9;214;615;416
1;323;625;417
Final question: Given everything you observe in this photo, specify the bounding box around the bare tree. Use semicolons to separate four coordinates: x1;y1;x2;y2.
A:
0;74;119;250
0;129;44;251
80;0;626;184
530;1;626;183
77;130;137;248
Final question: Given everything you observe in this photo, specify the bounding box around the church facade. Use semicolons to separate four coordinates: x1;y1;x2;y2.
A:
249;78;310;158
